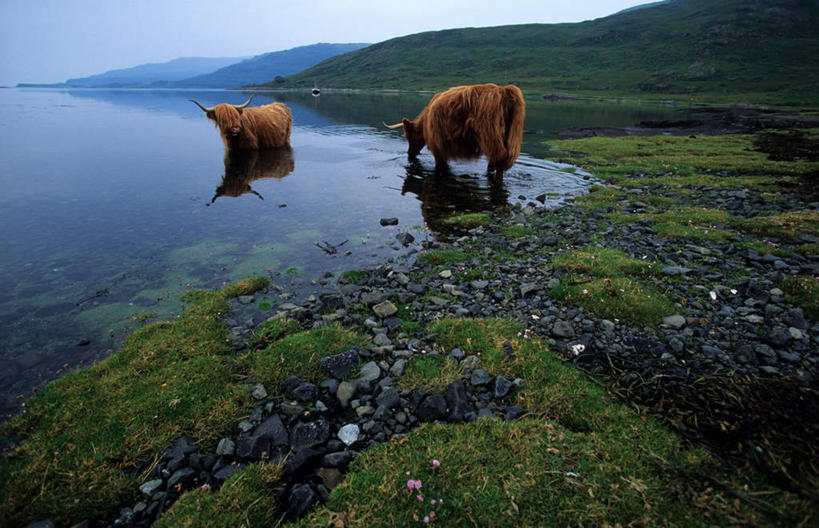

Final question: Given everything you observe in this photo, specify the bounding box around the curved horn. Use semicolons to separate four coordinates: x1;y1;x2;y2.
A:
234;96;254;109
189;99;214;113
383;121;405;129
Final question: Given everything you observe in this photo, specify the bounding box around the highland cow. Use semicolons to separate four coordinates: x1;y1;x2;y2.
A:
384;83;525;178
190;96;292;150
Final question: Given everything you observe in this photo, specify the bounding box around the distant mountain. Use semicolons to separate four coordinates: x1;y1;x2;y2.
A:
173;43;370;88
61;56;248;88
272;0;819;104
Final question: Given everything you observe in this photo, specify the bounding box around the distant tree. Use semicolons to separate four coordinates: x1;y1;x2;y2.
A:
274;75;286;84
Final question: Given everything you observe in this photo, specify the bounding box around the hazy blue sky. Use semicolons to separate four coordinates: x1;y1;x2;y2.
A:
1;0;649;86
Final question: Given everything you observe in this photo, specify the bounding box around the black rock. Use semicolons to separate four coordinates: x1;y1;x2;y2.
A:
322;451;353;469
283;376;303;392
255;414;290;447
292;382;320;402
505;406;525;421
375;387;401;409
167;467;196;490
291;419;330;449
285;447;324;480
396;232;415;246
285;484;317;519
319;349;360;379
445;380;474;423
417;394;447;422
163;436;198;461
380;217;399;226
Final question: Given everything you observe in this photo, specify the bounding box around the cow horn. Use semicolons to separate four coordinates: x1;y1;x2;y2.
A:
383;121;404;129
189;99;214;113
234;96;254;109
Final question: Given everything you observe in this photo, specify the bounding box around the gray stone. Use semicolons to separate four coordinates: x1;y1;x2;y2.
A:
552;320;575;339
336;381;356;407
216;437;236;456
493;376;512;398
373;300;398;318
292;382;319;402
338;423;360;446
470;369;492;386
390;358;407;376
662;315;686;329
662;266;693;276
446;380;474;423
285;484;317;519
357;361;381;383
396;232;415;246
380;217;399;226
139;478;163;496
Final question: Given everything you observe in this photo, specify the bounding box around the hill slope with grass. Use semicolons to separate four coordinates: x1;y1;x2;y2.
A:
270;0;819;104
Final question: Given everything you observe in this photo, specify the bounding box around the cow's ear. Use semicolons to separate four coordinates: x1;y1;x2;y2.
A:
402;118;412;131
206;110;215;119
236;107;244;115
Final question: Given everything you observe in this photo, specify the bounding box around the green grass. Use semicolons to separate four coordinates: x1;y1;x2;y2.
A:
155;461;284;528
417;249;470;266
549;247;676;326
0;286;252;527
222;275;269;298
399;354;463;393
781;275;819;322
549;134;817;186
443;212;491;230
240;323;366;392
499;225;535;238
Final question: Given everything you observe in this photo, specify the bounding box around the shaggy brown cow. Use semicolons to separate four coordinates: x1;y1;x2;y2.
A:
211;147;295;203
190;96;292;150
385;83;525;178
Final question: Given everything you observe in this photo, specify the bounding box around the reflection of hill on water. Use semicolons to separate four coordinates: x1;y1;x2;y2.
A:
211;147;294;203
400;161;509;235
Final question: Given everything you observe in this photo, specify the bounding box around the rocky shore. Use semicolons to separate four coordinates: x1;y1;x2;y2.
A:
104;176;818;527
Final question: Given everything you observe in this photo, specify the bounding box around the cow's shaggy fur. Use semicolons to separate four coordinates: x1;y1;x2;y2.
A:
387;83;525;177
193;98;292;150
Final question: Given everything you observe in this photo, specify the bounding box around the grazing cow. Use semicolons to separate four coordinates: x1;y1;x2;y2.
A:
211;147;295;203
190;96;292;150
384;83;525;178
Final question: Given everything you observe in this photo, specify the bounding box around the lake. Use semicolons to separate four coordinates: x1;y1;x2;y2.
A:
0;88;681;419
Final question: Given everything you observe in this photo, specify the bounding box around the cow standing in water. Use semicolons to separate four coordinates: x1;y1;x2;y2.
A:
190;96;292;150
385;83;525;179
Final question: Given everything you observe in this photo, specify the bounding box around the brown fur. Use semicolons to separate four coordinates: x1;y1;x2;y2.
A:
212;147;295;203
391;83;525;177
206;102;292;150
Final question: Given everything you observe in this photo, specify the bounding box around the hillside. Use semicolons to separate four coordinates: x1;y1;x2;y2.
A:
61;56;247;88
173;43;370;88
269;0;819;104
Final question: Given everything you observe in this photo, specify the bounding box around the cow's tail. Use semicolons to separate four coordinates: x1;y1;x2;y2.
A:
502;85;525;168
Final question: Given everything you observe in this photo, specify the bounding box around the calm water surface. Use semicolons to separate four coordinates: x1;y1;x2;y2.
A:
0;88;680;418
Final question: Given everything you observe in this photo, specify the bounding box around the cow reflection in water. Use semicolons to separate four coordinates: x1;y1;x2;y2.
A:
401;160;509;234
210;147;294;204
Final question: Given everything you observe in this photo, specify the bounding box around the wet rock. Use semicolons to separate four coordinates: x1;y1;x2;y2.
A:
291;419;330;449
445;380;474;423
380;217;399;226
417;394;447;422
285;484;317;520
373;300;398;319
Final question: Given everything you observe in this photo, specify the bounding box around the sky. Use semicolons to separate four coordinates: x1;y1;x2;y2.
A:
1;0;651;86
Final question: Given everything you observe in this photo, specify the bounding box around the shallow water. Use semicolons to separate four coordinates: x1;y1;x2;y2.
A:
0;88;680;419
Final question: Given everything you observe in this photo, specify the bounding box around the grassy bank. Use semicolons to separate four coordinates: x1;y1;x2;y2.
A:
2;130;818;527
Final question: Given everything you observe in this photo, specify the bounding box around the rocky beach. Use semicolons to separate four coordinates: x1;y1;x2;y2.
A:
6;128;818;527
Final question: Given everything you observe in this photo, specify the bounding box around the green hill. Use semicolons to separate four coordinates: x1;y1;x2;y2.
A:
268;0;819;104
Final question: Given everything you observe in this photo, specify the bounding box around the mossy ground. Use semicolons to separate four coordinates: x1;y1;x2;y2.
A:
2;130;817;527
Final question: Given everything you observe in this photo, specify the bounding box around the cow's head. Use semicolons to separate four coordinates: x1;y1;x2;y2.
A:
384;118;425;159
190;96;254;138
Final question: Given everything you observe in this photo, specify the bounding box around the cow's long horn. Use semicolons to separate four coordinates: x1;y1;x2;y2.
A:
234;96;254;109
189;99;214;113
383;121;404;129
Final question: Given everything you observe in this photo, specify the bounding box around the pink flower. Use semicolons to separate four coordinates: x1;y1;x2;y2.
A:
432;459;440;468
407;479;422;490
582;289;589;295
423;516;430;524
431;499;437;505
430;511;436;519
200;483;211;490
417;494;424;502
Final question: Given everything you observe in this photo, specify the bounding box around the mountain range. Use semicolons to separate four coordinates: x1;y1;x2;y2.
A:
25;43;369;89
